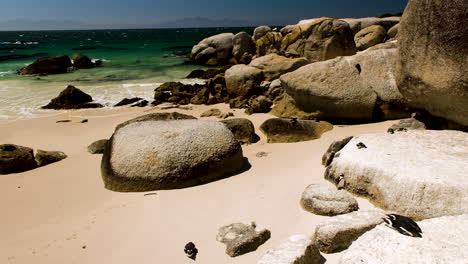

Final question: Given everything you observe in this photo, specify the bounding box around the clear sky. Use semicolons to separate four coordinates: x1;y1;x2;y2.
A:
0;0;408;30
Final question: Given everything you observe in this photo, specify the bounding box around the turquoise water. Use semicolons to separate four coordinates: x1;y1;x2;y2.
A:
0;28;254;119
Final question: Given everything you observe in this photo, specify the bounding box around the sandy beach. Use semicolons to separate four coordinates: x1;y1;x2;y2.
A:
0;104;397;264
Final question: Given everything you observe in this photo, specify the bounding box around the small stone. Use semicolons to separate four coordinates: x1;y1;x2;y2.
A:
300;184;359;216
87;139;109;154
35;150;67;167
200;108;222;117
256;152;269;158
217;222;271;257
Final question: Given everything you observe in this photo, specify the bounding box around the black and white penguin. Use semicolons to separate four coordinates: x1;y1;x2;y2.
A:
383;214;422;238
184;242;198;260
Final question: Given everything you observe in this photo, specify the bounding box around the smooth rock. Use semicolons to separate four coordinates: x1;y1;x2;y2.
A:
340;214;468;264
354;25;387;51
0;144;37;174
102;120;243;192
88;139;109;154
225;64;263;97
114;97;142;107
314;210;386;253
191;33;234;65
221;118;259;144
301;184;359;216
217;222;271;257
281;48;408;121
257;235;322;264
396;0;468;127
324;130;468;220
260;118;333;143
270;95;319;120
35;150;67;167
249;54;309;81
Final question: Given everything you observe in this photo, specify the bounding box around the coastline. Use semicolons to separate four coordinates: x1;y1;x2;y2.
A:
0;104;397;264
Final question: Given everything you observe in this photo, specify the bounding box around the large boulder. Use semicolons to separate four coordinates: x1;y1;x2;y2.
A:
259;118;333;143
340;214;468;264
191;33;234;65
249;54;309;81
280;18;357;62
396;0;468;127
245;96;273;115
72;53;95;69
0;144;37;174
313;210;386;254
324;130;468;220
217;222;271;257
225;64;263;98
270;95;320;120
20;55;72;75
232;32;256;61
342;17;400;34
354;25;387;51
42;85;103;109
102;119;244;192
35;150;67;167
253;26;272;41
220;118;259;145
300;184;359;216
281;48;408;121
257;235;322;264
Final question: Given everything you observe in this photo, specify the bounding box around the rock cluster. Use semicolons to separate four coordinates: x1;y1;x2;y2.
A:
0;144;67;174
20;54;100;75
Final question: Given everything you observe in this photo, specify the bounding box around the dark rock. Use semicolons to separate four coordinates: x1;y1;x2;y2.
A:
221;118;259;145
186;67;229;79
72;54;95;69
42;85;103;110
35;150;67;167
80;119;88;123
0;144;37;174
114;97;143;107
229;96;249;109
217;222;271;257
260;118;333;143
153;82;206;105
190;87;210;105
245;96;272;115
88;139;109;154
56;120;72;123
131;100;148;107
20;55;72;75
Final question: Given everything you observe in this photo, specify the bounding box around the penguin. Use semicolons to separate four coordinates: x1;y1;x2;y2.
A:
382;214;422;238
335;175;345;190
184;242;198;260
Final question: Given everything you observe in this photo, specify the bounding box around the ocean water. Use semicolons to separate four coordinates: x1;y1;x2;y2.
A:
0;28;254;120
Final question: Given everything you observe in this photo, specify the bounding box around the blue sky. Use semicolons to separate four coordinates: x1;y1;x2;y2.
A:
0;0;408;30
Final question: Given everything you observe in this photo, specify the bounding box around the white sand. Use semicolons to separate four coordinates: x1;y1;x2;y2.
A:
0;104;396;264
